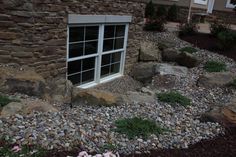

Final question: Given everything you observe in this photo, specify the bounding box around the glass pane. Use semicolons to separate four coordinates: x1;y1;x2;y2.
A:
110;63;120;74
68;74;81;85
104;25;115;38
82;70;95;83
82;57;95;71
114;38;124;50
112;52;121;63
115;25;125;37
103;39;114;52
101;65;110;78
102;54;111;66
69;43;84;58
85;41;98;55
85;26;99;40
68;60;81;75
69;27;84;42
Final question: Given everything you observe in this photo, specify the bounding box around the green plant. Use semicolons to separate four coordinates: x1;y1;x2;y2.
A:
204;61;227;72
178;22;198;36
156;5;167;18
167;4;179;22
157;91;191;107
0;95;19;107
145;0;155;18
210;20;230;37
114;117;166;139
179;46;197;54
144;19;166;32
217;31;236;50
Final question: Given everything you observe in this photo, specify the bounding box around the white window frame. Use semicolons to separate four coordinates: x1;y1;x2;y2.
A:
226;0;236;8
67;15;131;88
194;0;208;5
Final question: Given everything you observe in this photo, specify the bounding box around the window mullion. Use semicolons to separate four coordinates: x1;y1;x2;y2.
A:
96;24;104;83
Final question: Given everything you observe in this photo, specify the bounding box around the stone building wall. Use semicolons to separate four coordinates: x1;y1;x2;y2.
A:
0;0;145;78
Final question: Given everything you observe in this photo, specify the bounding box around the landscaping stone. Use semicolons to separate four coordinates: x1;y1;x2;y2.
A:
176;52;200;68
162;48;180;62
139;41;162;62
1;102;25;117
122;91;156;104
153;63;188;77
197;72;236;88
72;89;123;106
130;62;156;84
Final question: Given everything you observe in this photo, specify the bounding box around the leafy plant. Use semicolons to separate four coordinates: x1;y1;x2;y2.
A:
145;0;155;18
0;95;19;107
204;61;227;72
210;20;230;37
179;46;197;54
217;31;236;50
156;5;167;18
144;18;166;32
178;22;198;36
167;4;179;22
114;117;166;139
157;91;191;107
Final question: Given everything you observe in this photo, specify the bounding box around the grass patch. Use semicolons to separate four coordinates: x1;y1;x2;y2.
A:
204;61;227;72
157;91;191;107
179;46;197;54
114;117;166;139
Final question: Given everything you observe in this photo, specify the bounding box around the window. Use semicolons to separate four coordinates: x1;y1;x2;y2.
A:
226;0;236;8
194;0;208;5
67;15;131;88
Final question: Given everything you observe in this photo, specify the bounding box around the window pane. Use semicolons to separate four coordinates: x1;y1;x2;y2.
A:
103;39;114;52
69;43;84;58
101;65;110;78
112;52;121;63
114;38;124;49
68;74;81;85
115;25;125;37
102;54;111;66
85;26;99;40
110;63;120;74
68;60;81;75
69;27;84;42
85;41;98;55
82;57;95;71
104;25;115;38
82;70;95;83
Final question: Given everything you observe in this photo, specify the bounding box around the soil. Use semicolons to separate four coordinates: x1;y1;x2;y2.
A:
179;33;236;61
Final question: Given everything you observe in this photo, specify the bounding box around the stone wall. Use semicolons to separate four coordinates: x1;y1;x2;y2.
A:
0;0;145;78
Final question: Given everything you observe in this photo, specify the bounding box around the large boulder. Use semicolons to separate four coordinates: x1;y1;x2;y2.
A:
153;63;188;77
139;41;162;62
0;66;46;97
162;48;180;62
197;72;236;88
130;62;156;84
200;98;236;128
122;91;156;104
72;89;123;107
1;102;25;117
176;52;200;68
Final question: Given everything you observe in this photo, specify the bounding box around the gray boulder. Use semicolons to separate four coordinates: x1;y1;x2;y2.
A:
162;48;180;62
177;52;200;68
1;102;24;117
139;41;162;62
154;63;188;77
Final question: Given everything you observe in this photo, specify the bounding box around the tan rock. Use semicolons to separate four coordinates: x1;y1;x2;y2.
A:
1;102;25;117
139;41;162;62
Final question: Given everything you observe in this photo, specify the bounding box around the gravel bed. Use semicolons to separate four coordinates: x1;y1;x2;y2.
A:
0;32;236;155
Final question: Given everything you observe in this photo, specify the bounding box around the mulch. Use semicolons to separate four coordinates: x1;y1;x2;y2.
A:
179;33;236;61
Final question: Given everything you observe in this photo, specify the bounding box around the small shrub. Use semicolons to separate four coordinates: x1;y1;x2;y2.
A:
204;61;227;72
144;19;166;32
167;4;179;22
0;95;19;107
179;46;197;54
179;22;198;36
217;31;236;50
145;0;155;18
210;20;230;37
114;117;166;139
156;5;167;18
157;91;191;107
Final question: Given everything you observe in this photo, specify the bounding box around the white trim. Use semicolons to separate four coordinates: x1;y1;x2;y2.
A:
194;0;208;5
68;15;132;24
226;0;236;8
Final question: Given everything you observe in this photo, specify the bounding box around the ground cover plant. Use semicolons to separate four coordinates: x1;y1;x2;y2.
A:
204;61;227;72
114;117;166;139
179;46;197;54
157;91;191;107
0;94;19;107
